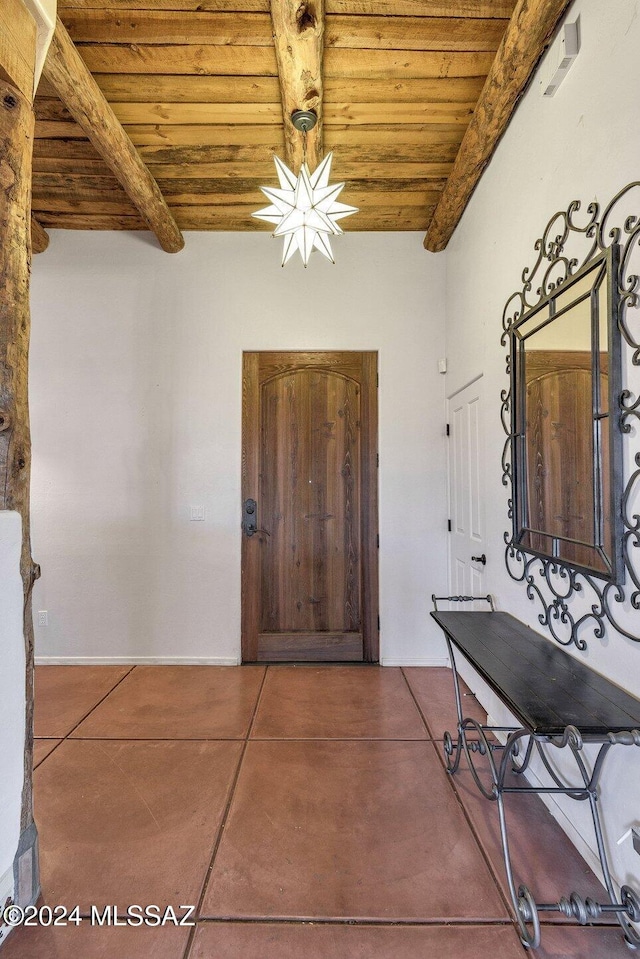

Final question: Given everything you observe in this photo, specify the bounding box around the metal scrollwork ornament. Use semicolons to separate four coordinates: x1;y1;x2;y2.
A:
502;182;640;648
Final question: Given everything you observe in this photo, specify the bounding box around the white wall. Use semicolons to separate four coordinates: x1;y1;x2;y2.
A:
30;231;448;666
0;512;26;944
445;0;640;898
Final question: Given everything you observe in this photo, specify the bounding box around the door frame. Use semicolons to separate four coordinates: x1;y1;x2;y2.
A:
241;350;379;663
446;375;486;600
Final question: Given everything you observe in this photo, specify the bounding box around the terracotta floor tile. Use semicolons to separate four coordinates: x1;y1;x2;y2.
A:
449;763;611;919
252;666;427;740
35;739;242;911
25;663;629;959
189;921;524;959
71;666;265;739
0;923;189;959
33;739;62;767
403;666;487;739
34;665;131;737
531;922;635;957
201;740;507;921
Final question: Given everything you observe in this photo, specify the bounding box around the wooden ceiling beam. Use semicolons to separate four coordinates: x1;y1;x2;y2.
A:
42;18;184;253
270;0;324;172
424;0;574;252
30;216;49;253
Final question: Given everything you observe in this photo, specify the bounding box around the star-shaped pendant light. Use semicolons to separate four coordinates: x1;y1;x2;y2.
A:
252;111;358;267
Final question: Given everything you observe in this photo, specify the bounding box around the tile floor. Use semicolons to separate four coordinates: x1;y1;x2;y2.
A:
2;665;631;958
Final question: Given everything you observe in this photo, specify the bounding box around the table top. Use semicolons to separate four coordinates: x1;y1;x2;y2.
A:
431;610;640;736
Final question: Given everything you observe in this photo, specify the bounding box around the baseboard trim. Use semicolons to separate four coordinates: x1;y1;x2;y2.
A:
35;656;241;666
36;656;451;668
381;657;450;667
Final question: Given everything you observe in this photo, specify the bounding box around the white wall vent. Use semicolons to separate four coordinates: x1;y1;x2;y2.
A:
540;19;580;97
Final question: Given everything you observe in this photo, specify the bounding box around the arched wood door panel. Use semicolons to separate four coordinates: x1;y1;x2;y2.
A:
524;350;610;572
242;352;378;663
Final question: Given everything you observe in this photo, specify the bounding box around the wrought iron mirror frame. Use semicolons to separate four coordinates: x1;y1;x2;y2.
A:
511;244;623;583
501;181;640;649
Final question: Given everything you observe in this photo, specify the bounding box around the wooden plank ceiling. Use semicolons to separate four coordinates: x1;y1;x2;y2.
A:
32;0;517;236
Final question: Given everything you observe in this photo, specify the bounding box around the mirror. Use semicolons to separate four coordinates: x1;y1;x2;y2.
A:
511;246;623;581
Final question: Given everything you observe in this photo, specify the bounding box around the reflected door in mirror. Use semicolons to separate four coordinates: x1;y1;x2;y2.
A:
523;351;610;573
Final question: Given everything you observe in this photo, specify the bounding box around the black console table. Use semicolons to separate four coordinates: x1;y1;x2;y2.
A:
431;596;640;950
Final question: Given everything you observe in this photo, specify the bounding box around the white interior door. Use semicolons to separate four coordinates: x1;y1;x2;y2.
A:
447;377;486;599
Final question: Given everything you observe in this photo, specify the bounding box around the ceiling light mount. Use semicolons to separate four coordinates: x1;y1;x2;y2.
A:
291;110;317;133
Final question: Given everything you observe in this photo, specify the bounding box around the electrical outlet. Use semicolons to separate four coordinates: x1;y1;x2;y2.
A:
190;506;205;522
37;610;48;627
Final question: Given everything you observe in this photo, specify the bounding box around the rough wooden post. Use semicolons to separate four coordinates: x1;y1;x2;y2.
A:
0;79;39;831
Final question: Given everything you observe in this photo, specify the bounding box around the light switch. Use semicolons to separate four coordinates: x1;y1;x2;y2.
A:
190;506;205;521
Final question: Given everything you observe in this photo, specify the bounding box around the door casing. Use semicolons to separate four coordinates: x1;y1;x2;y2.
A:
241;351;379;663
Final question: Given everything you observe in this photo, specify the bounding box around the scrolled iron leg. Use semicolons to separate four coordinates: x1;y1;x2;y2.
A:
460;717;499;800
621;886;640;950
443;729;462;774
583;773;640;949
496;788;540;947
621;886;640;924
519;737;640;951
510;734;534;776
516;885;541;950
443;635;470;777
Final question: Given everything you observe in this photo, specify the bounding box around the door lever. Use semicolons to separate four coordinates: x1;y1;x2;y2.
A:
471;553;487;566
243;498;270;537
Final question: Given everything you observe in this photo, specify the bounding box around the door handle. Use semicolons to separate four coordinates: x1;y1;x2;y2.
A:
243;498;270;537
471;553;487;566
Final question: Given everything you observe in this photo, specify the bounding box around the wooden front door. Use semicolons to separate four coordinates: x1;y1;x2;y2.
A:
242;351;378;663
